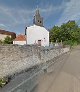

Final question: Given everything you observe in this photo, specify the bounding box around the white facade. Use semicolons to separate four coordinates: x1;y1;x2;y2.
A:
0;34;11;40
26;25;49;46
13;35;26;45
13;41;26;45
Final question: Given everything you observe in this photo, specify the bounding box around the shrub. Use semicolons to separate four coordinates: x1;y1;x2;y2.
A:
0;78;7;87
3;36;13;44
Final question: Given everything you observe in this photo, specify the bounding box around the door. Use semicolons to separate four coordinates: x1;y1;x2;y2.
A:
38;40;41;46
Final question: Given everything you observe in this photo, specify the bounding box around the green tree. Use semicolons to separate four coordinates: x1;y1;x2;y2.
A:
49;26;61;42
49;20;80;46
3;36;13;44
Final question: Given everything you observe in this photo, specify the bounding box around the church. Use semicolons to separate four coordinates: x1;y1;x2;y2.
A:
13;9;49;46
25;9;49;46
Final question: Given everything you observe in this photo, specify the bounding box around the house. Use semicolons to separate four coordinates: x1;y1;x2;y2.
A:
0;29;16;41
25;9;49;46
13;34;26;45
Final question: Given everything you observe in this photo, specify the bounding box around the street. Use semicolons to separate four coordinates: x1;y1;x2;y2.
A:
32;46;80;92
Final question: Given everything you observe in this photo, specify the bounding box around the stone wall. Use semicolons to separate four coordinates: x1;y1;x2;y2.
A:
0;45;70;78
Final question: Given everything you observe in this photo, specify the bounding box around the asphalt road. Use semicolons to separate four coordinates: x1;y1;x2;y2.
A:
32;46;80;92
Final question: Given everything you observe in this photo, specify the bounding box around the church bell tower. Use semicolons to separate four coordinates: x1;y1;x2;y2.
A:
33;9;43;27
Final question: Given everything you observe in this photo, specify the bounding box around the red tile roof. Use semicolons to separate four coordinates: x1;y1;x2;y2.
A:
14;35;26;41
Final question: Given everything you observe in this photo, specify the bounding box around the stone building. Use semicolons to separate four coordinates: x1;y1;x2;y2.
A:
0;29;16;40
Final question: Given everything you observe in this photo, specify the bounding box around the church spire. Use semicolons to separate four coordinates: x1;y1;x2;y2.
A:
35;5;40;15
35;9;40;16
33;8;43;27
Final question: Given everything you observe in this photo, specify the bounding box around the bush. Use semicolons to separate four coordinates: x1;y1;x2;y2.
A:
3;36;13;44
63;40;78;46
0;78;7;87
49;20;80;46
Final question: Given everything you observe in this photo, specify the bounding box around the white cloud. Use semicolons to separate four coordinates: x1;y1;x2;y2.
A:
0;5;62;30
0;23;7;30
0;1;74;31
0;5;50;32
0;5;56;32
57;0;80;26
0;3;65;27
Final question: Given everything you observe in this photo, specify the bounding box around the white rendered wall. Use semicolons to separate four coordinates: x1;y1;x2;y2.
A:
13;41;26;45
0;34;11;40
26;25;49;46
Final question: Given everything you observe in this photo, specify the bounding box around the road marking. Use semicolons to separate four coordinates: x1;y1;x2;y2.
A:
9;69;43;92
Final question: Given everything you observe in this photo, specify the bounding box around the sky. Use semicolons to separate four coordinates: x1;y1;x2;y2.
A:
0;0;80;34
